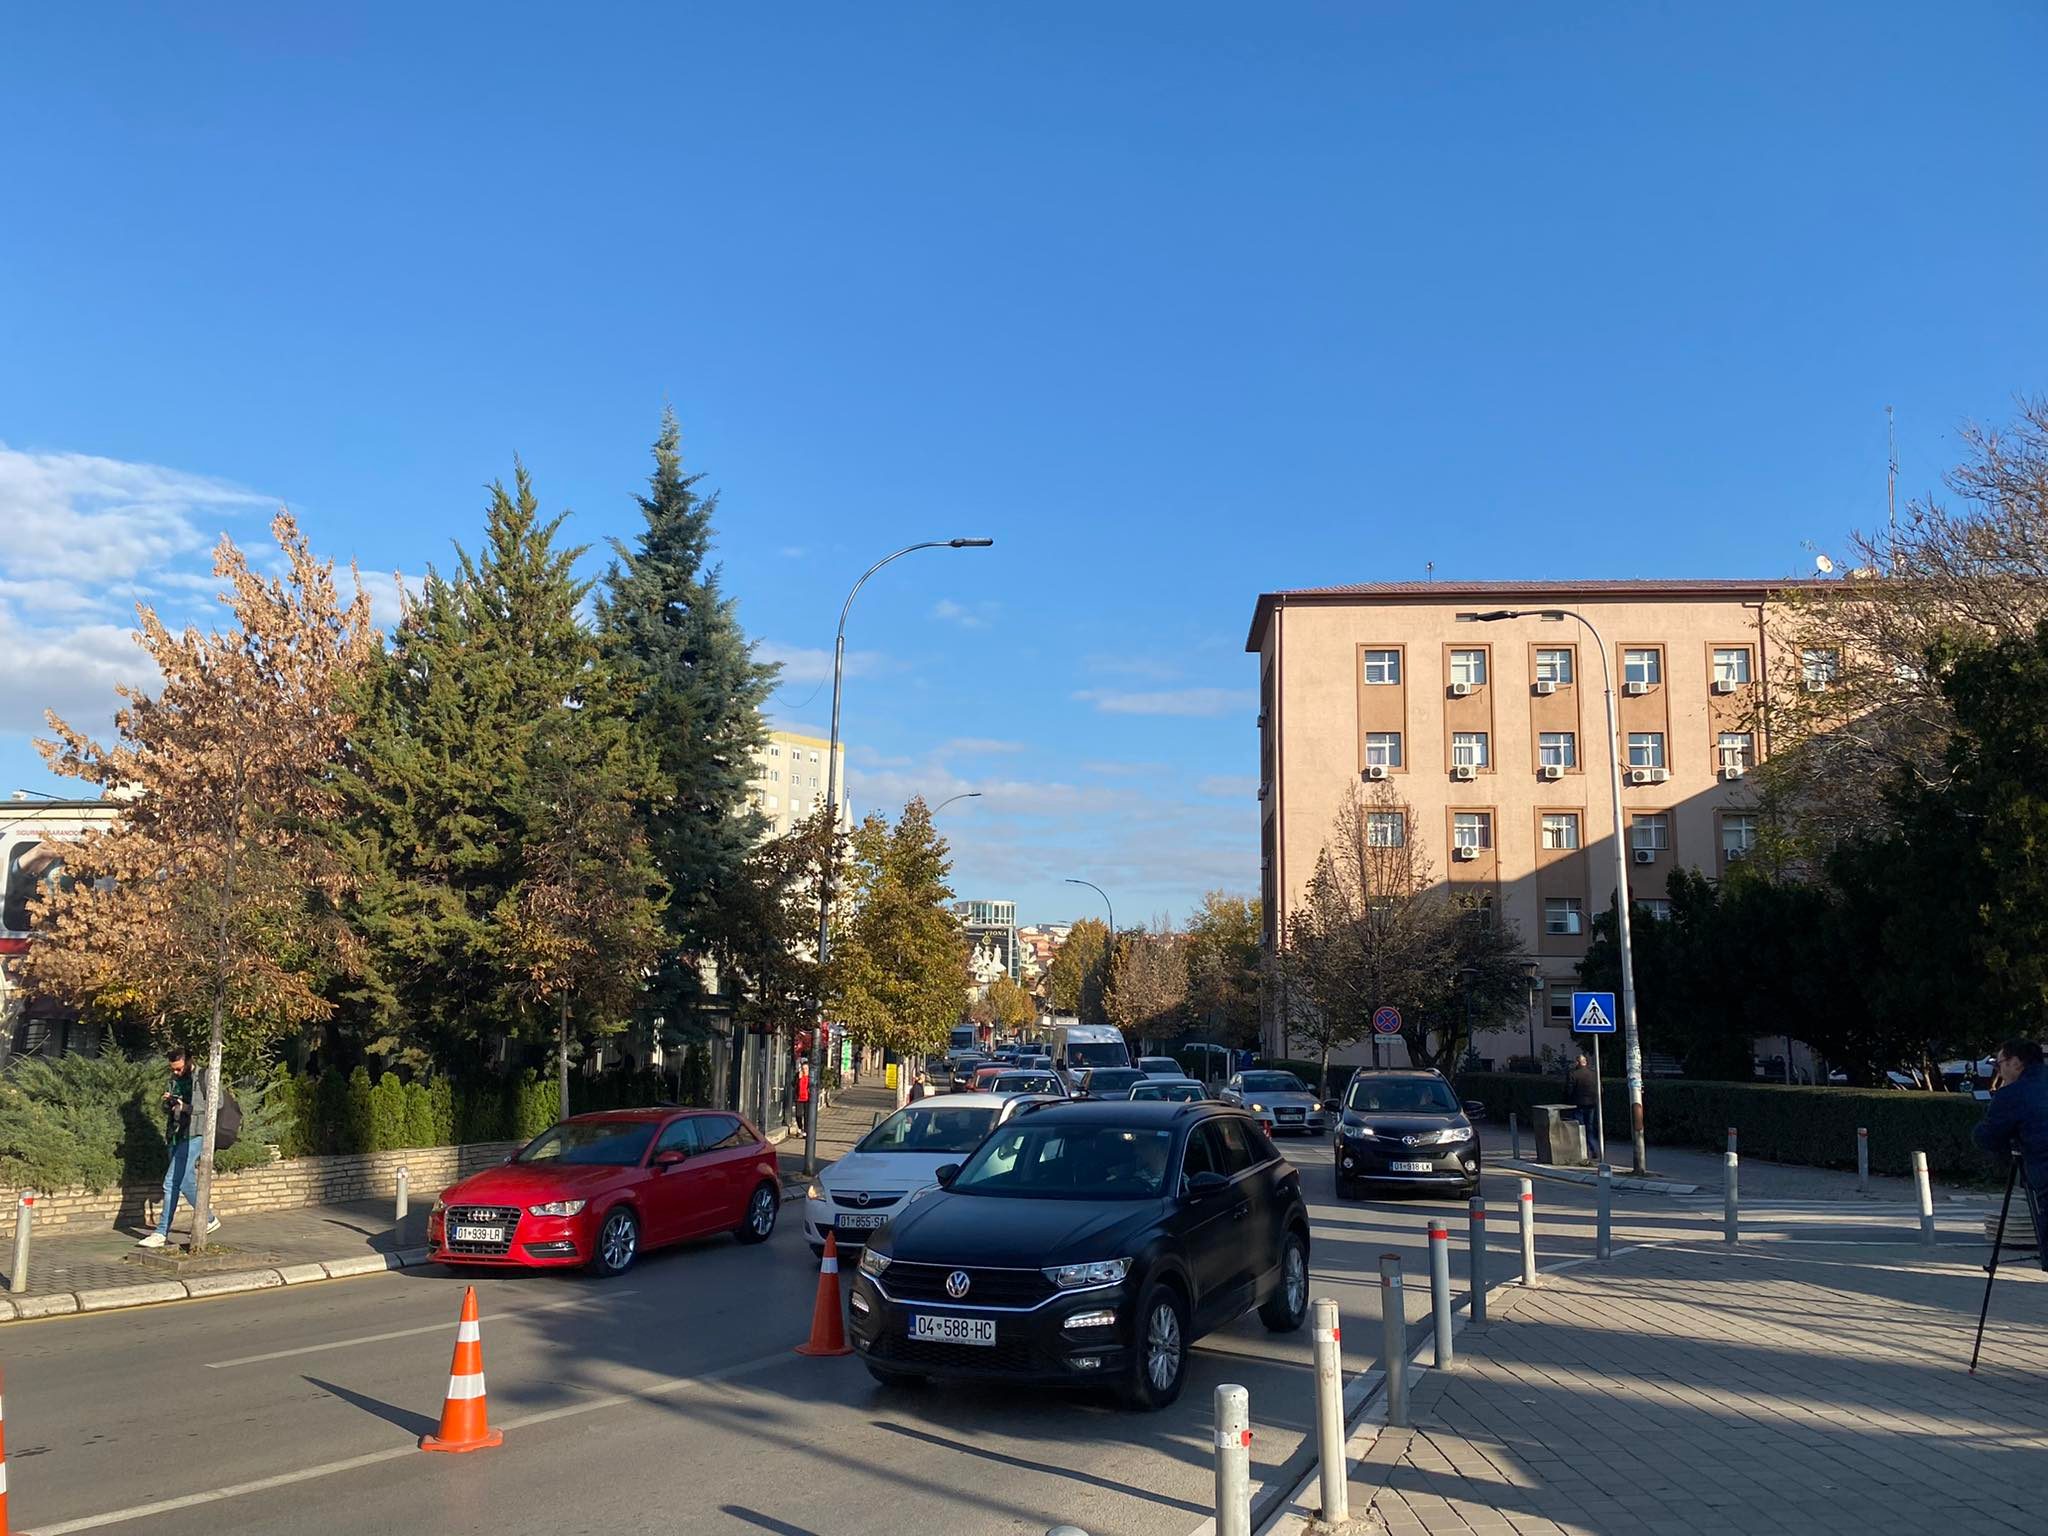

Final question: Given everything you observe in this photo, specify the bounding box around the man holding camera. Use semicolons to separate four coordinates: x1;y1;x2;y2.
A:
1974;1038;2047;1271
136;1047;220;1249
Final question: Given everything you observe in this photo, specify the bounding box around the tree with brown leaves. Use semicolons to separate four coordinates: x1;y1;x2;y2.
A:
28;514;373;1251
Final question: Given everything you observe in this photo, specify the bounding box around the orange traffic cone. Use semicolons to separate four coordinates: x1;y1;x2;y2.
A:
1;1361;11;1534
795;1230;854;1357
421;1286;504;1453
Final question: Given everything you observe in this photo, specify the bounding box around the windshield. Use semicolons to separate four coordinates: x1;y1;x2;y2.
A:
993;1074;1059;1094
1133;1082;1203;1102
1065;1040;1129;1069
516;1120;656;1167
1346;1077;1461;1114
857;1104;1000;1155
1240;1072;1307;1093
951;1123;1176;1200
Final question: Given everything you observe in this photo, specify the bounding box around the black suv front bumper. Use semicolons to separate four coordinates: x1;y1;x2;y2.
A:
1335;1133;1480;1188
848;1270;1134;1386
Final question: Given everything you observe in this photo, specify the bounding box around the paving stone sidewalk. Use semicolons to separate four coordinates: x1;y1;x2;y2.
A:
1352;1240;2048;1536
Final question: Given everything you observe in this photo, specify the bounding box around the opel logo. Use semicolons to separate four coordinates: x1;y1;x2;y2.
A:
855;1190;871;1208
945;1270;972;1299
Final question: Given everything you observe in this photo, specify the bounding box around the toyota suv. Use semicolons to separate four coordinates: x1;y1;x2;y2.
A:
1331;1069;1483;1197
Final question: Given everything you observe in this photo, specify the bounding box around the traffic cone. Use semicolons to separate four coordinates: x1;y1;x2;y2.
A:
421;1286;504;1453
795;1231;854;1357
1;1361;11;1534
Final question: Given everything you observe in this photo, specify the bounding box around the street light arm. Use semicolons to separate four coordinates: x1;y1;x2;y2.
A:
1063;877;1115;944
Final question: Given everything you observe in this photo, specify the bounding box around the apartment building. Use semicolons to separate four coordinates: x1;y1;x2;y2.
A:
1247;579;1809;1067
746;729;849;837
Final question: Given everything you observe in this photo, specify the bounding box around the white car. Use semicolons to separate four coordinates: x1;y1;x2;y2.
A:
803;1092;1016;1257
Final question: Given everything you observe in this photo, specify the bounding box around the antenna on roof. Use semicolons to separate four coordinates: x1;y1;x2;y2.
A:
1425;560;1435;583
1885;404;1899;571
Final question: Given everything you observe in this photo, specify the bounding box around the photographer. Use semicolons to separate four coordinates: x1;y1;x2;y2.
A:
1973;1038;2047;1271
136;1047;220;1249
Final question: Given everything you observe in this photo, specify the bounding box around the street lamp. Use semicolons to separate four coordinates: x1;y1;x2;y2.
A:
932;791;984;815
806;538;994;1174
1458;607;1647;1175
1063;877;1116;1029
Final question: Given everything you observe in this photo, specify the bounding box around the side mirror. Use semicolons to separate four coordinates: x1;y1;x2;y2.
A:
934;1163;961;1187
1462;1100;1487;1120
1186;1170;1230;1201
653;1148;689;1169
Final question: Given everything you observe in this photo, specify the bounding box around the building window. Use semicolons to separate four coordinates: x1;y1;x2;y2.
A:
1449;649;1488;687
764;795;779;811
1544;897;1584;936
1541;813;1580;850
1452;812;1493;851
1723;814;1759;859
1636;897;1673;923
1802;649;1840;686
1452;732;1490;769
769;744;781;757
1462;893;1497;930
1548;995;1573;1025
1365;732;1404;768
1363;649;1401;685
1718;732;1754;772
1632;813;1669;852
1624;648;1662;687
1365;812;1406;848
1713;648;1752;685
810;750;821;763
769;768;781;783
1627;732;1666;769
1538;731;1577;769
1536;648;1574;685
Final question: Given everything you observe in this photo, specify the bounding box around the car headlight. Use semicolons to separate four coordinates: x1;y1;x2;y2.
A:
526;1199;587;1217
1043;1258;1131;1290
805;1180;826;1201
1248;1102;1265;1113
1417;1128;1472;1147
858;1247;892;1278
431;1197;446;1216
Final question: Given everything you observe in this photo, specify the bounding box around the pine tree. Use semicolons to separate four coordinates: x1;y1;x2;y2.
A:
829;799;968;1059
598;412;778;1041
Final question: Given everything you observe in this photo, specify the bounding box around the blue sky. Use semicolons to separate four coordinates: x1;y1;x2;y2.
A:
3;3;2045;924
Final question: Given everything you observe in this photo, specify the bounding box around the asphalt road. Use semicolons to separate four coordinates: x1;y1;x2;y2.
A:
4;1138;1958;1536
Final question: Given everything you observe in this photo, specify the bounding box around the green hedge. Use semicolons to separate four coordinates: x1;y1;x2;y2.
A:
1452;1071;1994;1183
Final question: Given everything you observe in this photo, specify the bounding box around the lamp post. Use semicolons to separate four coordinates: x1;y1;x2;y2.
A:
932;791;984;815
1063;877;1115;1024
806;538;994;1174
1459;608;1647;1175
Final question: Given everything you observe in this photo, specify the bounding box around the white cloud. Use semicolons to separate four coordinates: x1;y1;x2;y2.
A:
936;737;1026;757
1084;654;1184;682
757;641;884;686
933;598;997;630
1077;760;1166;777
0;607;157;740
349;570;425;633
1073;687;1255;718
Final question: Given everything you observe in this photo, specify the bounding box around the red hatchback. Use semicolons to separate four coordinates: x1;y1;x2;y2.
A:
428;1108;781;1278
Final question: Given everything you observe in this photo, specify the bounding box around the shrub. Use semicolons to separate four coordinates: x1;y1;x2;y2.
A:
343;1067;375;1154
425;1077;455;1146
679;1044;710;1107
517;1072;559;1140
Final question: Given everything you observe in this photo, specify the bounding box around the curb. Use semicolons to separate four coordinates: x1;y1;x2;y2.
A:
2;1242;438;1324
1499;1158;1700;1195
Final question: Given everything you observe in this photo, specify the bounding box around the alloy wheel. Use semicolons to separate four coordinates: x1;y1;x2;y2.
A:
1146;1301;1183;1391
602;1211;636;1271
1285;1241;1308;1317
749;1186;776;1236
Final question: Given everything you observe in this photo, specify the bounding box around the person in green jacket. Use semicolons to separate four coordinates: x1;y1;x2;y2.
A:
137;1047;219;1248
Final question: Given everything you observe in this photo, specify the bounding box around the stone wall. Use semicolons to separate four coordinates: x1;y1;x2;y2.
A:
18;1141;525;1235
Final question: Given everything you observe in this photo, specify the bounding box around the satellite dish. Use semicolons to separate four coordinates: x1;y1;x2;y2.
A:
1815;555;1835;574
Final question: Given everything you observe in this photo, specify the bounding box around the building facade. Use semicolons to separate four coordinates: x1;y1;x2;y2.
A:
1247;580;1805;1068
745;729;849;838
956;899;1020;989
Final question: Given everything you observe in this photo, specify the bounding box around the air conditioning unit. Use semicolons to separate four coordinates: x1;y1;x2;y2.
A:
1711;679;1737;696
1726;846;1749;862
1450;681;1473;698
1627;768;1654;786
1453;845;1480;862
1534;680;1558;696
1633;848;1657;865
1721;765;1745;781
1364;764;1390;782
1451;764;1478;782
1625;680;1650;696
1540;764;1565;782
1803;678;1828;693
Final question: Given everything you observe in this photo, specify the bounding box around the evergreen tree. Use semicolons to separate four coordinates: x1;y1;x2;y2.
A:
598;413;778;1040
829;799;968;1059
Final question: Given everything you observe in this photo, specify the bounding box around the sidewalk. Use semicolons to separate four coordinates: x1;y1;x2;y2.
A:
1347;1241;2048;1536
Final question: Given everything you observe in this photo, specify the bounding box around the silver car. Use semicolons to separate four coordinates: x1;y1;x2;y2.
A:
1220;1070;1328;1135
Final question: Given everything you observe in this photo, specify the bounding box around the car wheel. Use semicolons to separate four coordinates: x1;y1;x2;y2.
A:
1124;1283;1189;1411
735;1182;779;1244
865;1363;927;1390
1260;1229;1310;1332
589;1206;638;1277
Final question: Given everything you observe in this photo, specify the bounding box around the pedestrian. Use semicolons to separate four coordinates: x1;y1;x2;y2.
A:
1567;1051;1600;1161
1974;1037;2048;1272
137;1046;219;1249
795;1059;811;1114
908;1070;929;1104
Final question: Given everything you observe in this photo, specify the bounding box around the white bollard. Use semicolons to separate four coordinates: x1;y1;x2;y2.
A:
1518;1178;1538;1286
9;1191;33;1293
1311;1298;1348;1525
1428;1220;1453;1368
1724;1151;1739;1244
1856;1127;1869;1192
1467;1196;1488;1323
1727;1125;1738;1157
1913;1150;1935;1246
1214;1383;1252;1536
395;1164;410;1224
1596;1164;1613;1260
1379;1254;1409;1427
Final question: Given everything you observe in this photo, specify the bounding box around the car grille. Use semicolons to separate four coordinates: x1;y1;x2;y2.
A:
445;1205;520;1256
867;1332;1051;1373
831;1191;903;1209
880;1262;1054;1309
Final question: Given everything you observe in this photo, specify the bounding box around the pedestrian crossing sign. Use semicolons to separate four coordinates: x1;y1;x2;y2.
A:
1571;991;1617;1034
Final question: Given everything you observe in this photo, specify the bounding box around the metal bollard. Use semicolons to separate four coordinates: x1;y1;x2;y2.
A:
1856;1126;1869;1192
1509;1111;1522;1161
1596;1164;1613;1260
1724;1151;1739;1244
1913;1150;1935;1246
1427;1221;1453;1368
1727;1125;1738;1157
1311;1298;1348;1525
1517;1178;1538;1286
1214;1383;1253;1536
395;1164;410;1224
1467;1196;1487;1323
9;1192;33;1294
1378;1254;1409;1427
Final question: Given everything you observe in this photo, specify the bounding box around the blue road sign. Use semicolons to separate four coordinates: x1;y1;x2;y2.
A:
1371;1005;1403;1036
1571;991;1617;1034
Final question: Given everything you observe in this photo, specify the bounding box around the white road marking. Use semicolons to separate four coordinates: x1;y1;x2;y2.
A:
203;1293;627;1368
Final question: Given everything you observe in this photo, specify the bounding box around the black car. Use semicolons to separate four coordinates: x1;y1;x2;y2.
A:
1331;1069;1483;1198
849;1101;1310;1410
1071;1066;1147;1101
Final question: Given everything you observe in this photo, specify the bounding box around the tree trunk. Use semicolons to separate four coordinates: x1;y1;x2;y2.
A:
558;995;571;1119
187;1000;226;1255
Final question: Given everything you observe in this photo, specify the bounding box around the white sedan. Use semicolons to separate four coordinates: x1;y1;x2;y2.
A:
803;1092;1013;1257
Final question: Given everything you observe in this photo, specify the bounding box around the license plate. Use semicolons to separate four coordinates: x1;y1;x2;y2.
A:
837;1212;887;1231
452;1224;505;1243
910;1314;996;1346
1389;1161;1434;1173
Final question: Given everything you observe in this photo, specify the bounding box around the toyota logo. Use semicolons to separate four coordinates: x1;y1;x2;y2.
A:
854;1190;871;1208
945;1270;972;1299
1402;1134;1423;1147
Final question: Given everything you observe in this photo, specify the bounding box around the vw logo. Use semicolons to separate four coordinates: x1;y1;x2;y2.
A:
854;1190;871;1208
945;1270;972;1299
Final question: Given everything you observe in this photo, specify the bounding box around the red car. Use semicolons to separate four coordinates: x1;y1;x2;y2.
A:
428;1108;781;1277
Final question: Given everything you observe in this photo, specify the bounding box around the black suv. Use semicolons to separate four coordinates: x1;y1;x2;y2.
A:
848;1101;1310;1410
1331;1069;1483;1198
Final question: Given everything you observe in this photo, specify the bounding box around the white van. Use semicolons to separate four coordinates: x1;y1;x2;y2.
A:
1052;1022;1130;1085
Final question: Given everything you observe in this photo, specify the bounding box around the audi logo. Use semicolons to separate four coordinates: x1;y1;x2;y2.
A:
945;1270;972;1299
